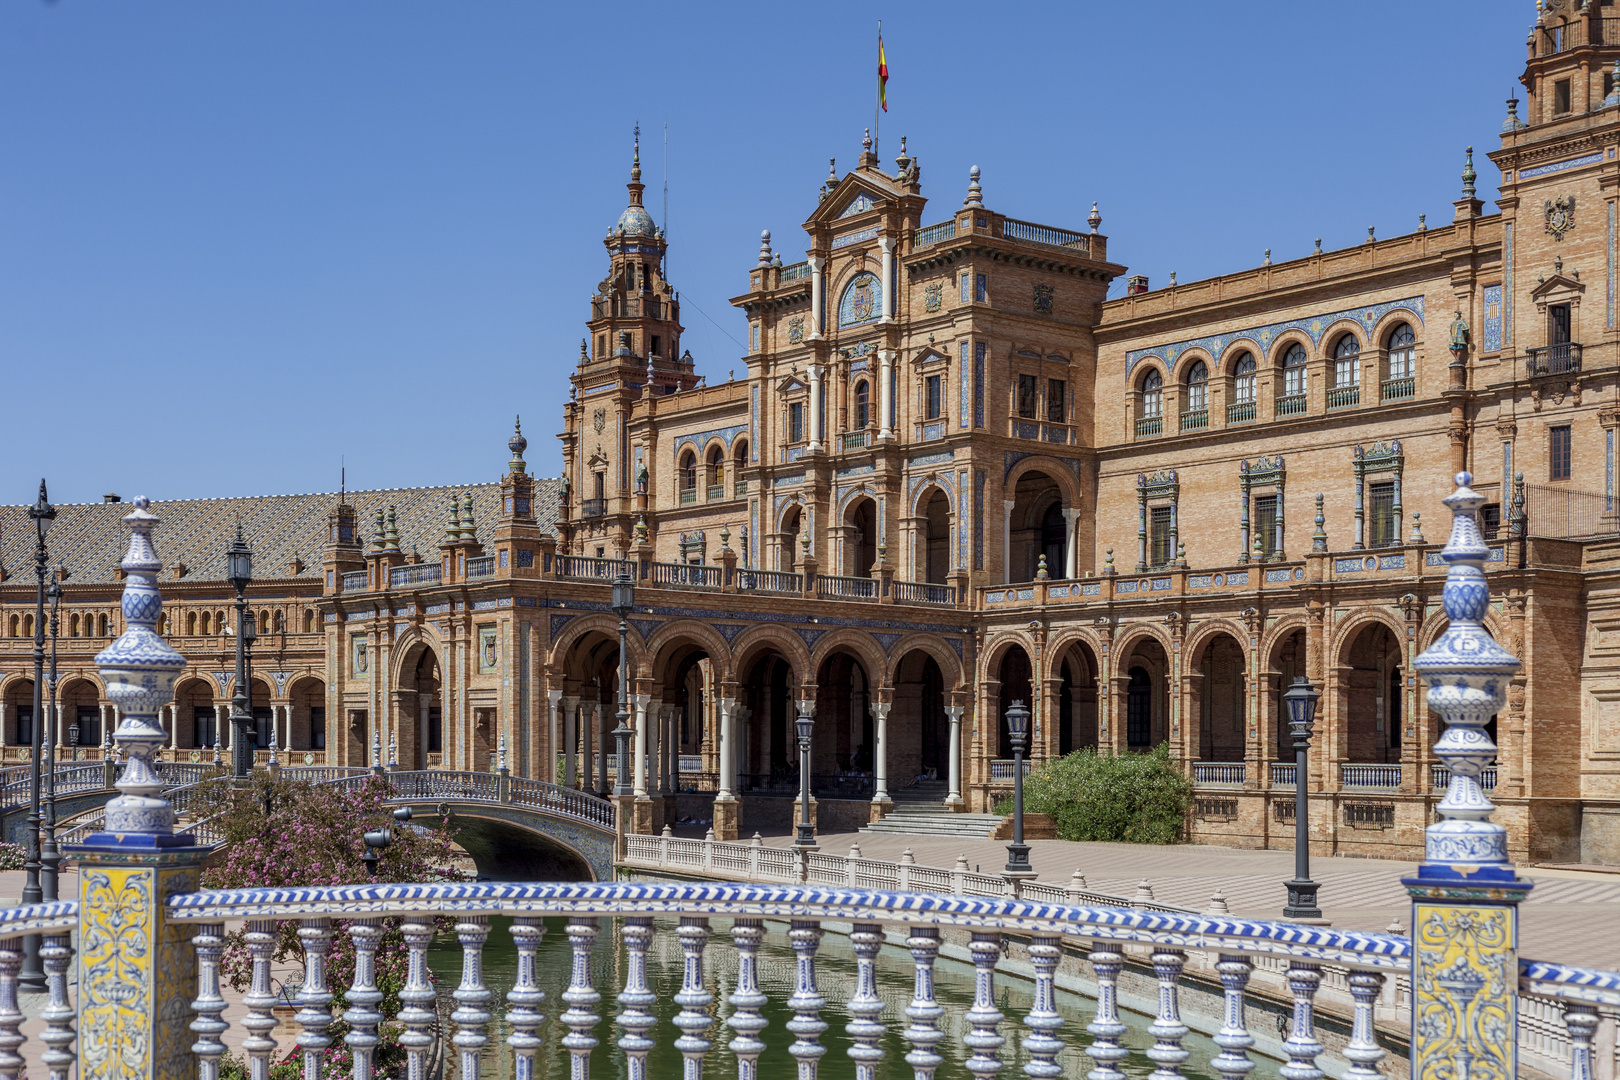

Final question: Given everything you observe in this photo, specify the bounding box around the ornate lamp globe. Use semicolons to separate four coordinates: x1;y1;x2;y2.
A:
226;527;253;595
1283;677;1320;743
1005;700;1031;744
612;571;635;619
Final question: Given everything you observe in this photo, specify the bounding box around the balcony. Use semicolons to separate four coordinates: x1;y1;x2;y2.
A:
989;758;1033;780
1380;376;1415;402
556;555;635;581
1432;764;1499;792
465;555;495;578
1275;394;1307;417
580;498;607;518
892;580;955;605
1269;762;1296;786
680;489;697;505
1327;385;1361;410
840;430;871;451
1527;342;1582;377
1192;762;1245;786
340;570;368;592
1341;763;1401;790
648;562;721;589
735;568;801;593
1226;400;1256;424
1001;217;1089;253
913;220;957;248
1178;410;1208;433
706;483;725;502
778;260;812;283
1134;416;1162;437
389;564;442;588
816;573;877;600
734;479;749;496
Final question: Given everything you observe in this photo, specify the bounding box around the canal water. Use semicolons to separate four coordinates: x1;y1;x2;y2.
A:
427;917;1224;1080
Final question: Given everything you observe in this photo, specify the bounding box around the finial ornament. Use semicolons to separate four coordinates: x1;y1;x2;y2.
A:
1312;493;1327;552
92;496;189;844
1607;61;1620;108
1087;201;1102;233
509;415;528;471
964;165;983;209
1461;145;1477;200
631;123;641;183
862;127;872;152
1504;95;1527;132
758;230;772;265
1411;472;1522;872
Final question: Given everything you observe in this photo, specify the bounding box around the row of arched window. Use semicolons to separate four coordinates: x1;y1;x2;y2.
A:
6;611;113;638
679;441;750;499
1136;322;1418;436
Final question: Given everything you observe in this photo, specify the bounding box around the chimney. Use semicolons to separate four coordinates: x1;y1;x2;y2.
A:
1126;275;1150;296
103;493;121;503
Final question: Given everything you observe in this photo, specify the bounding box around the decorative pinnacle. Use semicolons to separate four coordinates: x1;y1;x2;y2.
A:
758;229;772;265
1462;146;1477;199
1088;201;1102;233
964;165;983;209
1312;493;1327;552
508;415;528;473
631;123;641;183
862;127;872;152
827;157;837;183
1504;94;1526;132
1607;62;1620;108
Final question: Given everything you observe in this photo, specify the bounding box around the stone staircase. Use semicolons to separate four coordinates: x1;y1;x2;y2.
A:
859;780;1004;839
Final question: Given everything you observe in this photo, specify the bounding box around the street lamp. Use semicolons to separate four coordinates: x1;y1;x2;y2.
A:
611;571;634;797
1282;676;1323;920
22;479;54;991
226;526;254;779
40;576;62;902
1003;699;1034;877
361;806;413;879
794;706;816;848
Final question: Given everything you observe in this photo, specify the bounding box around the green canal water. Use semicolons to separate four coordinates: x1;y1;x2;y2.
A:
426;917;1224;1080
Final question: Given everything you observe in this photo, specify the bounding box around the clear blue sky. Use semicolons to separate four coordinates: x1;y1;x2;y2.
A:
1;1;1530;505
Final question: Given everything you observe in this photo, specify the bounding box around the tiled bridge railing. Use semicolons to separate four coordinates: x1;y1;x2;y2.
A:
9;880;1616;1080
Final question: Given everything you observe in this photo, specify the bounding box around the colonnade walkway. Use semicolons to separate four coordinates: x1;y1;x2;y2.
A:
709;826;1620;969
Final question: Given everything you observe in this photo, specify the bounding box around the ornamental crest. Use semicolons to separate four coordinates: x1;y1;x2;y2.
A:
787;316;804;344
1033;283;1054;314
924;283;943;312
1545;194;1576;241
850;277;876;322
592;408;607;434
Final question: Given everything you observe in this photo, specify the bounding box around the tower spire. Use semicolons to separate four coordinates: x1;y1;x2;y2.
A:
631;123;642;185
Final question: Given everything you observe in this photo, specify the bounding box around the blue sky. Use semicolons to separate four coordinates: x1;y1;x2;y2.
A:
1;1;1530;504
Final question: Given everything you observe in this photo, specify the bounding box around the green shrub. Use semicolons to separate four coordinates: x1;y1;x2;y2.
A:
995;745;1192;844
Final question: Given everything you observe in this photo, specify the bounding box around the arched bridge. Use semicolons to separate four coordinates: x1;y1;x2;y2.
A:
6;763;617;882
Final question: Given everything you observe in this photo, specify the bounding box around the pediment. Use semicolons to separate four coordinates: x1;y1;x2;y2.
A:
777;375;809;395
806;174;898;228
910;346;949;367
1530;273;1585;300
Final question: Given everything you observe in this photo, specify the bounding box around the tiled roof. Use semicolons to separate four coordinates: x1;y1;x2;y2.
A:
0;479;561;587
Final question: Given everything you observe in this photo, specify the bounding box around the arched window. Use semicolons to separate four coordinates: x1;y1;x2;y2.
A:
304;609;316;634
186;612;197;636
854;380;871;428
1332;334;1361;389
1141;369;1163;417
1282;343;1308;397
69;614;80;638
98;613;109;637
1233;352;1257;404
734;440;748;468
6;615;16;638
1184;361;1208;413
1386;322;1416;383
707;446;724;490
680;451;698;496
274;610;285;633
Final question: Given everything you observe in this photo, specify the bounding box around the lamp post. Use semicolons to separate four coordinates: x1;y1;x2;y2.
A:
611;571;634;797
22;479;55;990
1003;699;1034;877
794;705;816;848
226;527;254;779
361;807;413;879
1282;675;1323;920
41;576;62;902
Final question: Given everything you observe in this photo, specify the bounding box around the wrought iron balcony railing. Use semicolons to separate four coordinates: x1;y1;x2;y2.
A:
1527;342;1582;377
580;497;608;517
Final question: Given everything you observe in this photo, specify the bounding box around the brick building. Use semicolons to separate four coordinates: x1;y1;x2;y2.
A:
5;5;1620;862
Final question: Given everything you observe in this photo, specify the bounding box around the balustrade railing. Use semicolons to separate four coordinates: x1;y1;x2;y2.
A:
0;761;109;807
1380;376;1415;401
706;483;725;501
892;579;954;605
1179;409;1209;432
1340;763;1401;789
1227;400;1256;424
555;555;635;581
465;556;496;578
839;429;871;451
340;570;368;592
647;561;722;588
389;563;442;587
1275;393;1308;417
913;220;956;248
1134;416;1162;437
1192;762;1246;786
1327;385;1361;409
778;259;812;282
1270;762;1297;786
816;574;877;600
735;568;801;594
988;758;1032;781
1002;217;1089;250
1432;763;1498;791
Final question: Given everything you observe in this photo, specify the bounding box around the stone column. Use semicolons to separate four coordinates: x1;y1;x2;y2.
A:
879;237;897;321
870;702;892;820
1062;509;1080;579
944;704;964;807
714;697;738;840
807;363;825;452
580;700;595;791
546;689;563;783
809;255;826;339
597;700;610;796
215;704;228;753
1003;499;1016;583
561;696;578;788
878;349;895;441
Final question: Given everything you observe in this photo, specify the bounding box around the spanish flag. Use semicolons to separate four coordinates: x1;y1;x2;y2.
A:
878;34;888;112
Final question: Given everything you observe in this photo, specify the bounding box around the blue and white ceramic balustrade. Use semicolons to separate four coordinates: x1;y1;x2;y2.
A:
0;482;1600;1080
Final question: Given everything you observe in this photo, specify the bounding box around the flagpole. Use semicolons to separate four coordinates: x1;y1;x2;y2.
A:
874;20;881;157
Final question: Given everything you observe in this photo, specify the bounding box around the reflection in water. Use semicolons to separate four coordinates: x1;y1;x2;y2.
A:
427;917;1223;1080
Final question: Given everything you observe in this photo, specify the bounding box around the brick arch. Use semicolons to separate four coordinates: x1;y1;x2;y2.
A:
1218;339;1265;376
1417;609;1511;654
1331;607;1407;666
1004;454;1082;510
1184;618;1253;668
910;480;953;517
1260;617;1310;667
549;613;645;675
1268;329;1313;368
1133;358;1168;393
286;671;327;699
56;672;108;699
886;634;966;690
775;495;809;533
979;631;1037;680
731;624;812;688
1169;346;1216;381
1319;318;1368;356
1047;627;1107;675
647;620;734;686
1371;307;1424;348
390;625;444;685
1111;623;1174;679
810;629;889;688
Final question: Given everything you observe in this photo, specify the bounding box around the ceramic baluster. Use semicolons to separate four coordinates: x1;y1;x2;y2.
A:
673;917;714;1080
189;924;229;1080
241;920;279;1080
1209;956;1255;1080
1085;944;1128;1080
1342;971;1385;1080
903;928;945;1080
295;919;335;1080
397;921;439;1080
1147;949;1189;1080
506;918;547;1080
1022;936;1064;1080
452;917;494;1080
39;933;74;1080
1279;964;1324;1080
561;918;602;1080
343;920;385;1080
617;917;658;1080
1564;1004;1601;1080
727;919;769;1080
786;920;828;1080
963;932;1005;1080
846;923;887;1080
0;941;24;1080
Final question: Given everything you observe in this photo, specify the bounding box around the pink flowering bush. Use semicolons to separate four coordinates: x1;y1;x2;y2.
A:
200;772;462;1080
